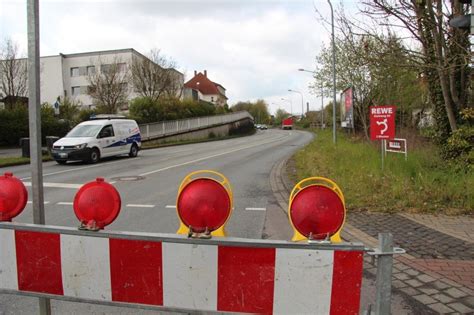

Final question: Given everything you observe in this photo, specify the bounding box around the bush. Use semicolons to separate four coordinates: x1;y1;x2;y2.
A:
0;105;70;146
129;97;217;124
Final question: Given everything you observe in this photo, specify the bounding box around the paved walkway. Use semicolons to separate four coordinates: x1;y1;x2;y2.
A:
344;212;474;314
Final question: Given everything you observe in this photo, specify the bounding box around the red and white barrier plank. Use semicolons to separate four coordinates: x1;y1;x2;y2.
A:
0;224;364;314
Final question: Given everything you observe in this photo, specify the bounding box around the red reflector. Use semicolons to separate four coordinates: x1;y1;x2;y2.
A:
290;185;344;239
0;172;28;221
73;178;121;229
177;178;231;233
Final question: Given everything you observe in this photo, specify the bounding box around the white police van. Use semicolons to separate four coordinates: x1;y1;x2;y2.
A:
51;118;141;164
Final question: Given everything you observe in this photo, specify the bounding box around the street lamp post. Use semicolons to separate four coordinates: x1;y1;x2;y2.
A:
288;89;304;118
297;69;324;129
281;98;292;115
328;0;337;144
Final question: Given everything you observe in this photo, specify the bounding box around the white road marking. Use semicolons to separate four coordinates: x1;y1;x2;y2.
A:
23;182;82;189
20;158;141;180
126;204;155;208
245;207;267;211
140;135;289;177
27;201;50;204
165;205;176;209
57;202;74;206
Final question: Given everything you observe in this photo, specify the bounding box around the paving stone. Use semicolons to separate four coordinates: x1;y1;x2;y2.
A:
413;294;437;305
419;287;438;295
432;293;454;304
428;303;455;314
392;280;408;289
447;302;474;313
462;296;474;308
432;280;451;290
395;263;410;271
445;287;468;298
406;279;423;288
417;274;436;283
394;272;410;281
400;286;421;296
405;269;420;276
347;212;474;260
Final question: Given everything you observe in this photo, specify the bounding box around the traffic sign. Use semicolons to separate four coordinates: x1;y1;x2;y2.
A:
370;106;396;140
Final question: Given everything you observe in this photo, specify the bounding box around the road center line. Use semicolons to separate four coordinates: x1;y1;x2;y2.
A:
139;134;289;177
57;202;73;206
165;205;176;208
27;201;49;204
126;204;155;208
23;182;83;189
245;207;267;211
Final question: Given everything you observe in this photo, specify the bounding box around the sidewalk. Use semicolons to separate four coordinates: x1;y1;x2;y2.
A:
0;147;22;158
344;212;474;314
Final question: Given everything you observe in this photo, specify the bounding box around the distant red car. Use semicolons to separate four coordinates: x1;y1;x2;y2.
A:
282;117;293;130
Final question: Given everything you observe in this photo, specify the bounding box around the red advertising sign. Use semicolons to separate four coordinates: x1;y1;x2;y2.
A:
370;106;396;140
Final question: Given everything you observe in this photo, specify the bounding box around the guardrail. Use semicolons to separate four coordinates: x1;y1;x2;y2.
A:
139;111;253;141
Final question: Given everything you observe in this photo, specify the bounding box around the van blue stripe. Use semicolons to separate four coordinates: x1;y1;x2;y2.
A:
105;133;141;148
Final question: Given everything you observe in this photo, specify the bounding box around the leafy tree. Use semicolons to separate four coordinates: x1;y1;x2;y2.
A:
231;99;270;124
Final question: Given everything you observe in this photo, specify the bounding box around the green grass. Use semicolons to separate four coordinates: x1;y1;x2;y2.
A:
294;130;473;215
0;155;53;168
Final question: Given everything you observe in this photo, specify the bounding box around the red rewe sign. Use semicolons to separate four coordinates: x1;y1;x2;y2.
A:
370;106;396;140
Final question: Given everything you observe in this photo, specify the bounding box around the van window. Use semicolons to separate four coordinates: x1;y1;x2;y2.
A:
66;124;102;137
98;125;115;138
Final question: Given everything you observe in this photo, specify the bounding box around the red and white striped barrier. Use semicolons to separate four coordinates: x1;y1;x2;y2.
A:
0;223;364;314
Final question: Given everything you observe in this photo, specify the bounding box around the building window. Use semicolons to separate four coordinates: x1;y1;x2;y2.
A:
70;67;79;77
211;96;214;102
87;66;95;75
71;86;81;96
101;64;111;73
118;63;127;72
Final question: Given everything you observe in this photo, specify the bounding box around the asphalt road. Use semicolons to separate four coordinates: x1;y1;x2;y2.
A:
0;129;315;314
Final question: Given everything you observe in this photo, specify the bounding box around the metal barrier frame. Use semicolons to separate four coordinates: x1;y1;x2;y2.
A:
0;222;366;314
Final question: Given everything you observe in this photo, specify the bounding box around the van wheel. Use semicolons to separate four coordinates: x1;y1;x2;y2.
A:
129;144;138;158
89;148;100;164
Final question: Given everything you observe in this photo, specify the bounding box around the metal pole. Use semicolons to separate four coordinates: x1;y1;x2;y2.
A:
375;233;394;315
321;82;324;129
381;140;385;171
328;0;336;144
27;1;51;314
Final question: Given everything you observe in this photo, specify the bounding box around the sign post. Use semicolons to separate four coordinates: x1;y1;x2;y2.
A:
370;106;396;171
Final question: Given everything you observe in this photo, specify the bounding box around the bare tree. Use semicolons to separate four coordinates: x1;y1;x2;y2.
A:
131;49;182;101
0;38;28;105
87;57;129;114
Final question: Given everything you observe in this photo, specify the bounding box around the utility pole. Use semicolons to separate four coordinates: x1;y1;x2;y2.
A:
328;0;337;144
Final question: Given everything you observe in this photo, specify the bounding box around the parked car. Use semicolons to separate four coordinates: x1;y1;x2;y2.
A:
51;118;141;164
260;124;268;130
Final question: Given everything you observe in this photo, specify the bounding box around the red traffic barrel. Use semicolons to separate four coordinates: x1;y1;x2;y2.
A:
0;172;28;222
73;177;121;230
176;170;233;237
288;177;346;242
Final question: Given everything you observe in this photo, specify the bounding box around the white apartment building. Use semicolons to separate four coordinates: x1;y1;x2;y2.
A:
1;48;184;109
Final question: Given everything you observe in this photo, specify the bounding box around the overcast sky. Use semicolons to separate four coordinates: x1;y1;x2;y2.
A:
0;0;360;114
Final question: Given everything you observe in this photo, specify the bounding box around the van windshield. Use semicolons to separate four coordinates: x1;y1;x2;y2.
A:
66;124;102;137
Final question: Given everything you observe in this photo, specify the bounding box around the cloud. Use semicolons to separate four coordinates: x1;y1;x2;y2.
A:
0;0;334;112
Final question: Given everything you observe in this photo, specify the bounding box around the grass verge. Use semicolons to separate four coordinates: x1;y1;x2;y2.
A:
0;155;53;168
294;129;473;215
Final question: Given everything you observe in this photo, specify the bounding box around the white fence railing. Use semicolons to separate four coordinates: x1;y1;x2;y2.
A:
139;111;253;141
